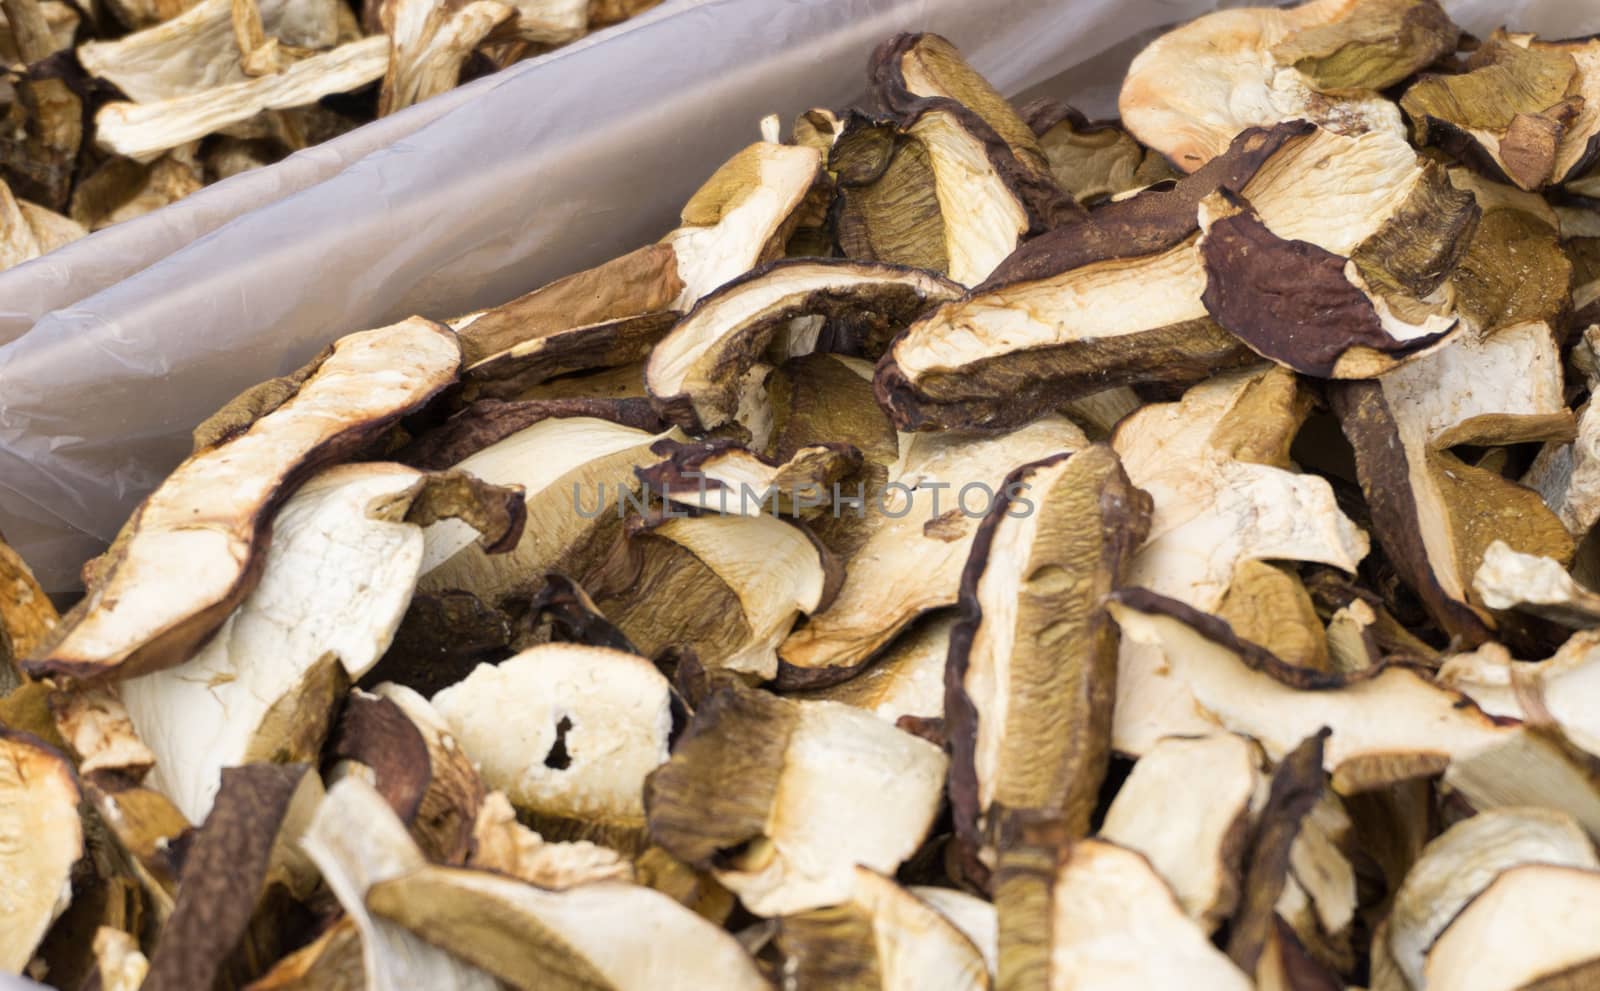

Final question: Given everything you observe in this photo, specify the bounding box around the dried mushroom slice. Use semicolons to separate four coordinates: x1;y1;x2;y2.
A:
1473;540;1600;628
1119;0;1452;172
1215;561;1330;672
467;790;634;888
50;686;154;778
1424;863;1600;991
946;446;1150;871
247;916;363;991
1111;366;1368;753
1449;171;1573;335
778;415;1087;684
637;438;862;516
462;311;677;404
590;513;827;679
0;730;82;972
993;836;1252;990
0;526;57;677
364;683;485;863
377;0;513;115
646;259;957;433
1;176;86;272
367;863;768;991
1438;633;1600;757
787;612;953;725
1277;789;1357;970
1444;727;1600;839
0;0;76;63
661;140;822;308
1022;100;1177;204
1109;591;1509;791
1388;807;1599;989
645;682;947;916
775;866;991;991
25;317;460;683
430;643;670;843
1099;733;1264;932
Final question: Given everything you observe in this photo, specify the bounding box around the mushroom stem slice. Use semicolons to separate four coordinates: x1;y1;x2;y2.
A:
0;729;82;973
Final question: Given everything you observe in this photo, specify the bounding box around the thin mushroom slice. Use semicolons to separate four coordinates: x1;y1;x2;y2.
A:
774;866;991;991
1108;590;1509;792
376;0;512;115
50;686;154;778
461;311;678;404
908;887;996;979
1277;789;1358;971
645;259;958;434
786;612;954;725
636;438;862;517
23;317;460;683
247;916;364;991
1216;560;1330;672
366;862;769;991
1099;733;1264;932
1424;864;1600;991
945;445;1151;873
1388;807;1599;990
1473;539;1600;628
1449;170;1573;334
0;730;82;973
645;681;947;916
430;643;671;847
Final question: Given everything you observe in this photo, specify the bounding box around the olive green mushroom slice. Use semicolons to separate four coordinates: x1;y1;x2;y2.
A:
1437;632;1600;758
1447;169;1572;335
0;729;82;973
645;681;947;916
0;176;85;273
1022;100;1177;204
23;317;461;683
1424;864;1600;991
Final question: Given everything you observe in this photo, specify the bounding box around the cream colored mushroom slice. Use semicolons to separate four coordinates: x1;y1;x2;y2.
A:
431;643;671;841
301;776;501;991
1099;733;1264;932
1388;807;1599;990
1524;397;1600;538
0;527;57;681
776;867;991;991
95;35;389;162
1473;539;1600;628
788;613;954;724
1111;365;1368;754
1;178;86;273
377;0;512;115
24;317;459;683
0;730;82;972
366;863;769;990
1445;727;1600;841
467;790;634;888
499;0;586;44
1424;864;1600;991
92;928;149;991
1438;632;1600;758
51;686;155;778
910;887;997;978
1276;789;1358;966
646;682;947;916
1119;0;1452;172
1109;591;1509;791
660;140;822;308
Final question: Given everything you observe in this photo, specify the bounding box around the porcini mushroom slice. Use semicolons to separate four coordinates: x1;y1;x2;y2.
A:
300;776;501;991
1473;540;1600;628
946;446;1150;869
0;177;86;273
1215;561;1330;672
1388;807;1599;990
364;683;485;863
50;686;154;778
993;837;1253;990
645;682;947;916
1119;0;1451;172
778;415;1087;683
775;866;991;991
376;0;512;115
23;317;460;683
462;311;678;403
787;612;954;725
646;259;959;433
909;887;997;978
1099;733;1264;932
1022;100;1177;204
1444;727;1600;841
1438;632;1600;758
247;916;363;991
637;439;862;516
1449;172;1572;334
0;730;81;973
117;463;513;825
0;527;57;680
1110;365;1368;753
1424;864;1600;991
467;790;633;888
94;36;389;163
430;643;670;841
1108;591;1509;792
366;863;769;991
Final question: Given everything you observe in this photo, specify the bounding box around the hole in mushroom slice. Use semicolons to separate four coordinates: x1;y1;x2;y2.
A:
645;680;947;916
430;643;672;851
645;259;960;435
774;866;992;991
1423;862;1600;991
22;317;461;683
945;446;1151;876
115;462;520;826
1386;807;1600;990
0;730;82;973
1119;0;1456;173
636;437;864;518
1109;365;1369;754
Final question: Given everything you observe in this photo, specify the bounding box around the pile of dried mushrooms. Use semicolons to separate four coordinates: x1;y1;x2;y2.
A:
9;3;1600;988
0;0;661;273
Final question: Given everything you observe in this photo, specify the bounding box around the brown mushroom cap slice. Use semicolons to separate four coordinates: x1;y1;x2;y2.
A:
788;612;954;724
461;311;678;404
1099;733;1264;932
24;317;460;683
646;259;958;433
946;446;1150;869
1423;863;1600;991
645;681;947;916
366;683;485;863
1388;807;1599;989
0;729;82;972
430;643;670;837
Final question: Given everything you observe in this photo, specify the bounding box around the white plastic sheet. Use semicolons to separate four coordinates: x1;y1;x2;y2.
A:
0;0;1594;593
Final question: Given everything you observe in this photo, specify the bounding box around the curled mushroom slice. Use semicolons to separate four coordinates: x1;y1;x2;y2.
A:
366;862;768;991
0;730;82;973
1108;591;1509;791
430;643;671;847
24;317;460;683
646;259;958;434
1388;807;1599;990
1424;863;1600;991
775;866;991;991
637;438;861;516
1119;0;1453;172
1100;733;1264;932
645;681;947;916
377;0;512;115
1;176;86;272
788;612;954;725
461;312;677;404
946;446;1150;872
